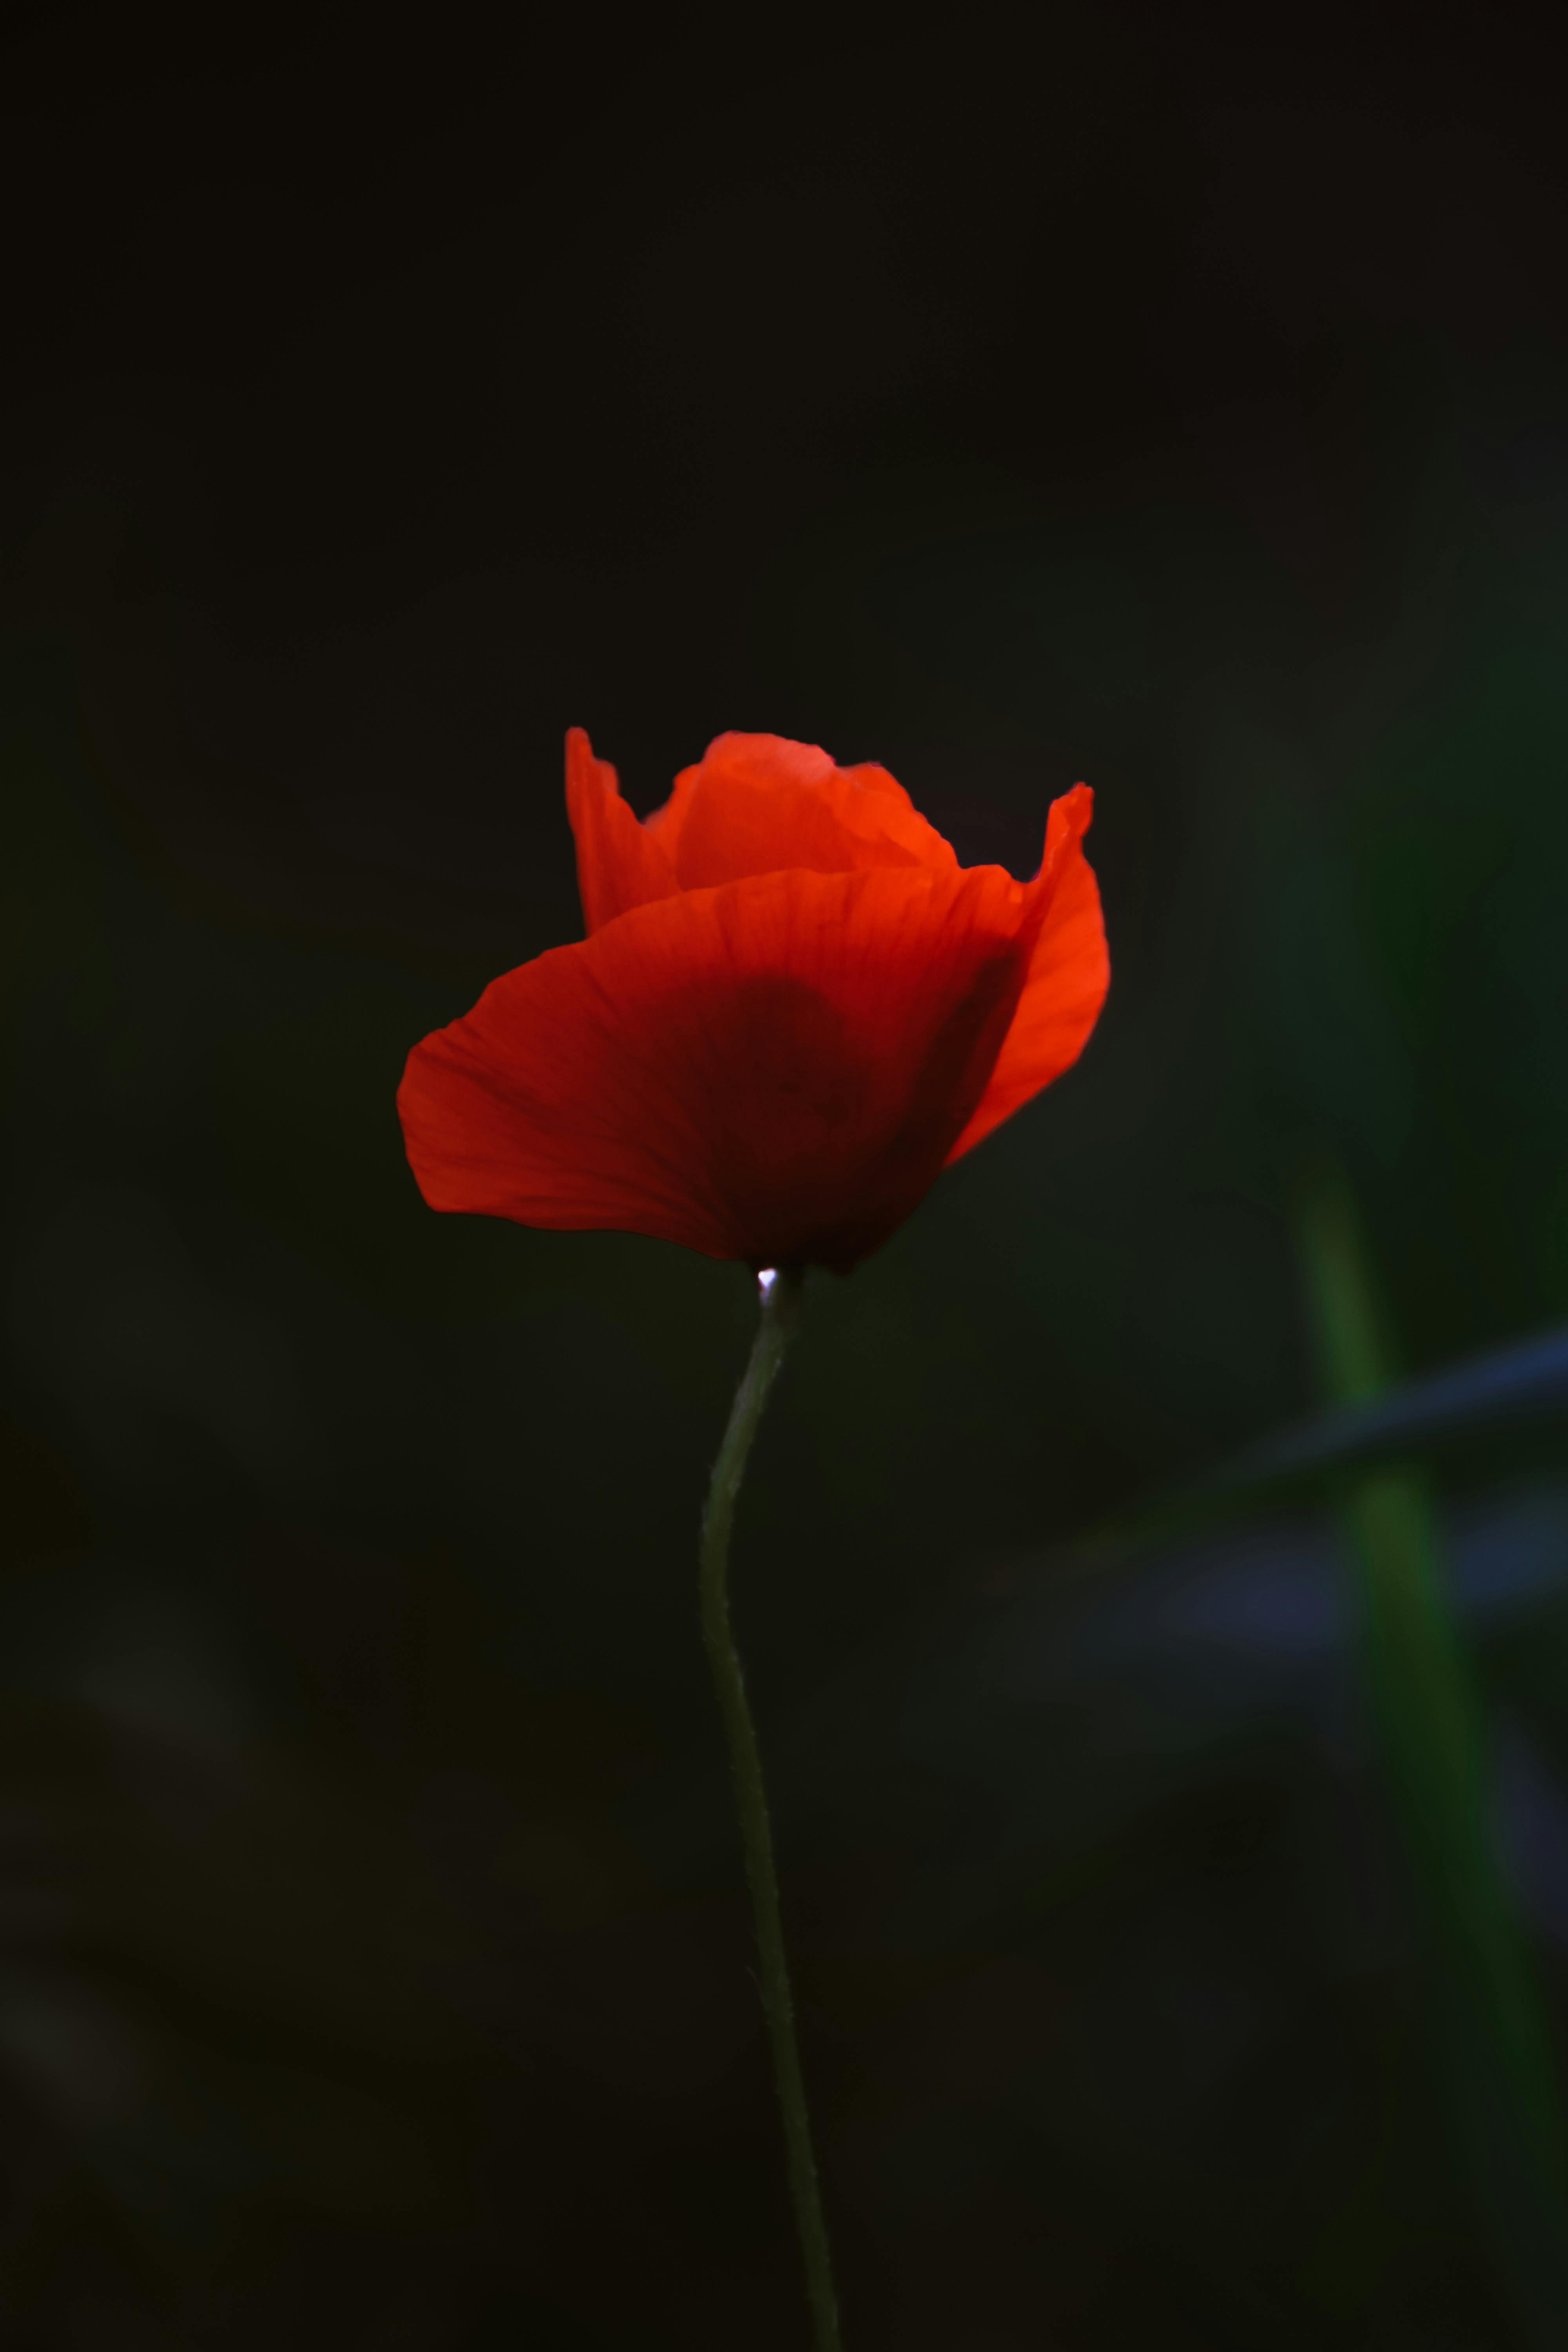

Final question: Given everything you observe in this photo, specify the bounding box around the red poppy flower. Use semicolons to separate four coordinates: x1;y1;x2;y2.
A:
397;731;1108;1272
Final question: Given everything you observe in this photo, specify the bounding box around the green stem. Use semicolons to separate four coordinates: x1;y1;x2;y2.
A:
699;1263;843;2352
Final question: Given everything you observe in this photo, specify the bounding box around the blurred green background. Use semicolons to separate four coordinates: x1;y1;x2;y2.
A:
6;7;1568;2346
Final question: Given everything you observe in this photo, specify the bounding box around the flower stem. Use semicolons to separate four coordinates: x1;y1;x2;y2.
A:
699;1263;843;2352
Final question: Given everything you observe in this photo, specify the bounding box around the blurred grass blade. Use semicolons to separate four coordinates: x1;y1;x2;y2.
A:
1207;1322;1568;1497
1073;1323;1568;1583
1299;1165;1568;2347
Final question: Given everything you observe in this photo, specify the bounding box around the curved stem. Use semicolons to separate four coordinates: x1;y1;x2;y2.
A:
699;1263;843;2352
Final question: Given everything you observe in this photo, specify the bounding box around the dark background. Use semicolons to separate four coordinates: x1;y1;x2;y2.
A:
7;6;1568;2345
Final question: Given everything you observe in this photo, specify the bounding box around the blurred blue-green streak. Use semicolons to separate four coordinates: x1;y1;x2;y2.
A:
1298;1164;1568;2347
1205;1322;1568;1497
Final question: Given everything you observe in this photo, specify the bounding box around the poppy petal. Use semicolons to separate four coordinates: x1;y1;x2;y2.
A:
565;726;679;933
944;784;1109;1164
646;732;959;889
398;860;1036;1272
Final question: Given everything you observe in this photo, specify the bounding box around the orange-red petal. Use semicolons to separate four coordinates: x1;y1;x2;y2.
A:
398;860;1040;1272
644;732;959;891
565;726;679;933
944;784;1109;1163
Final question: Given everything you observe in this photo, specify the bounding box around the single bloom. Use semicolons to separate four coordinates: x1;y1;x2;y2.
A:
397;730;1109;1272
